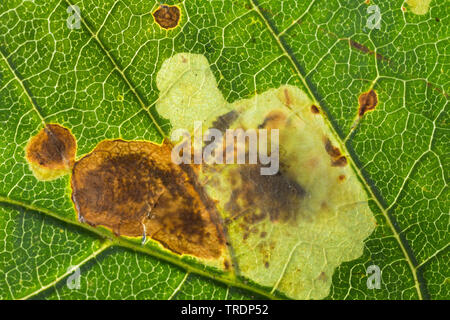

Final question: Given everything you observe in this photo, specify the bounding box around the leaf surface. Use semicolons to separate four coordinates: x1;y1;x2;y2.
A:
0;0;448;299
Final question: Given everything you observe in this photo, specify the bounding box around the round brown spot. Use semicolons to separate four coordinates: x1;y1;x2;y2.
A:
26;124;76;180
71;139;225;259
153;5;181;30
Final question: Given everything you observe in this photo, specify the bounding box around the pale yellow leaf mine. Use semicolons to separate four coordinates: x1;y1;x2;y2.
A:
405;0;432;15
25;53;376;299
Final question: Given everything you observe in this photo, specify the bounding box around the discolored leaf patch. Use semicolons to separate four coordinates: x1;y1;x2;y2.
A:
406;0;432;15
358;89;378;117
224;163;306;225
156;53;377;299
25;124;76;181
71;139;226;259
153;4;181;30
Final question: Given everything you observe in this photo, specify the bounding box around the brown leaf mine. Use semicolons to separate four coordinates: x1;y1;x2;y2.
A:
358;89;378;116
153;4;181;30
70;139;225;259
25;124;76;180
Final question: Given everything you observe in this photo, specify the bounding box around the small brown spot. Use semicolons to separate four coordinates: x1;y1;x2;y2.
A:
323;138;346;166
364;0;370;4
338;174;346;182
331;156;347;167
264;262;270;268
152;5;181;30
358;89;378;116
26;124;76;180
311;105;320;114
324;138;341;158
260;231;267;238
71;139;225;259
435;17;440;22
224;260;230;270
283;88;291;106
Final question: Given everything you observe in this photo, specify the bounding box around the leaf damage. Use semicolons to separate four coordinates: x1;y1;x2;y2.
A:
155;52;377;299
406;0;432;15
152;4;181;30
70;139;226;259
358;89;378;117
25;124;76;181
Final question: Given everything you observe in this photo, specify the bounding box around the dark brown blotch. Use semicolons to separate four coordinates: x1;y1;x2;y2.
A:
212;110;238;133
71;139;225;259
323;137;347;167
311;105;320;114
153;5;181;29
258;110;286;129
324;138;341;158
225;163;306;225
26;124;76;171
358;89;378;116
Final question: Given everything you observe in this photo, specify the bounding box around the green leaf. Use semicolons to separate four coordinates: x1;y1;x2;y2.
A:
0;0;448;300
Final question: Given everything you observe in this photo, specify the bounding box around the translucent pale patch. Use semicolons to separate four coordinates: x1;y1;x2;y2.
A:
156;53;376;299
406;0;432;15
156;53;230;134
28;163;71;181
